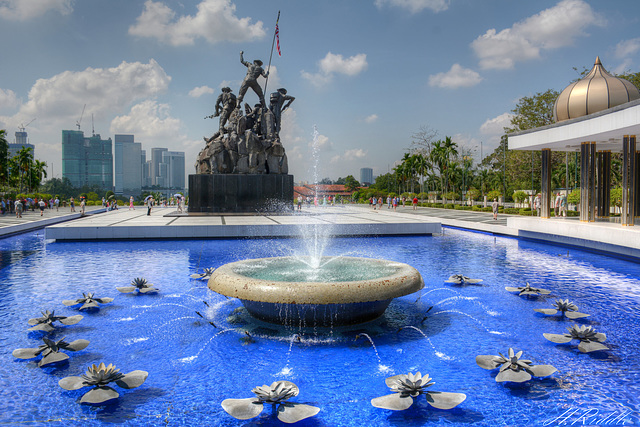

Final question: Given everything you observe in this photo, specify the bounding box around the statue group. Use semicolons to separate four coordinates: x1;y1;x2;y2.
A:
196;51;294;175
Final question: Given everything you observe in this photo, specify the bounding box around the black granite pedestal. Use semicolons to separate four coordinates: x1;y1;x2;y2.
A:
188;174;294;213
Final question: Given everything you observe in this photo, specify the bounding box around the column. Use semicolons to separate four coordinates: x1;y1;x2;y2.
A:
541;148;551;219
596;151;611;218
589;142;596;222
622;135;636;226
580;143;589;222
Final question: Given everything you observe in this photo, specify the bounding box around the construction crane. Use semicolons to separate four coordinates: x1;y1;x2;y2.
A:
18;118;36;132
76;104;86;130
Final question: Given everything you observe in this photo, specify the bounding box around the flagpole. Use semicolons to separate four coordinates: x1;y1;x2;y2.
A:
263;10;280;98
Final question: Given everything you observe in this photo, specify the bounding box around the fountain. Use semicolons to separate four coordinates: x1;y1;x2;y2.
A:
208;256;424;326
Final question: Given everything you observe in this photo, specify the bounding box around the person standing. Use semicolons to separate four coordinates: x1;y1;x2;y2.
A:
561;193;568;217
412;196;418;210
554;193;561;216
70;197;75;212
297;195;303;211
38;199;46;216
534;194;541;216
55;196;59;211
147;197;154;216
129;196;135;210
15;199;23;218
492;198;499;220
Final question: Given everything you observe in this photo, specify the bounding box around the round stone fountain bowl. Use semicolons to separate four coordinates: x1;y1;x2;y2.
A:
208;256;424;326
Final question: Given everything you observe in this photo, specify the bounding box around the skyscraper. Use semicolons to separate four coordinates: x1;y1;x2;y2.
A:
150;147;168;186
114;134;143;195
360;167;373;186
8;130;35;158
62;130;113;189
160;151;185;190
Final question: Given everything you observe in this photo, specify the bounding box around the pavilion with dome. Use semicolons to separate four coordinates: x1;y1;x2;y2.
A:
509;57;640;226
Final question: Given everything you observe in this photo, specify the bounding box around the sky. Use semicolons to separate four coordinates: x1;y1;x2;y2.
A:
1;0;640;185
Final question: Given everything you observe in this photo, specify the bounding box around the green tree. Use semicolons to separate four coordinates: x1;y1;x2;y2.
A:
0;129;8;187
343;175;360;192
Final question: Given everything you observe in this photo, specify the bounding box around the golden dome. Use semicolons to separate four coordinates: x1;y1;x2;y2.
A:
553;56;640;122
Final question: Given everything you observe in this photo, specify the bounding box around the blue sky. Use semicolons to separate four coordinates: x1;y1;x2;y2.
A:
1;0;639;184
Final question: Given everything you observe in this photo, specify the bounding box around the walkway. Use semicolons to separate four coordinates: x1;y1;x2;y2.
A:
0;205;105;238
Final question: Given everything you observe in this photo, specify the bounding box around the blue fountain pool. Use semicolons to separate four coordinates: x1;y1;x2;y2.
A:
1;228;639;426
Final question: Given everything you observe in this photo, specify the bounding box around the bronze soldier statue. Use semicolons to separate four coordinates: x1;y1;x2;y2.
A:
208;87;236;132
269;88;295;134
237;51;268;107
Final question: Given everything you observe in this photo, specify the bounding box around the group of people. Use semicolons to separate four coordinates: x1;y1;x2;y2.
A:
369;196;419;211
532;193;568;217
1;196;64;218
296;195;344;210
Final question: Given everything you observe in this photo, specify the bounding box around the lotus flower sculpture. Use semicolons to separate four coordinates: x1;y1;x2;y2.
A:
505;282;551;296
116;278;158;294
62;292;114;310
544;325;609;353
190;268;215;280
445;274;482;285
27;310;83;332
476;348;557;383
13;336;89;367
59;363;148;404
221;380;320;424
534;299;589;319
371;372;466;411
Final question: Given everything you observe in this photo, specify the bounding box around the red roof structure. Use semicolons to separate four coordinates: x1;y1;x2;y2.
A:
293;184;354;198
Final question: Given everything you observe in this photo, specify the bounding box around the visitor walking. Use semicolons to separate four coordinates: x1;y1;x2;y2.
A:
129;196;135;210
561;193;567;217
15;199;23;218
80;198;86;215
297;196;302;211
38;199;46;216
412;196;418;210
554;193;561;216
55;197;59;211
147;196;154;216
70;197;75;212
492;198;499;220
534;194;541;216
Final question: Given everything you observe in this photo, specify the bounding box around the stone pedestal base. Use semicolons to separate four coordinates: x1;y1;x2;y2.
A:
188;174;293;213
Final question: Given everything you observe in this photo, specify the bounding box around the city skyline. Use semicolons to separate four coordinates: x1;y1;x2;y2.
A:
1;0;640;184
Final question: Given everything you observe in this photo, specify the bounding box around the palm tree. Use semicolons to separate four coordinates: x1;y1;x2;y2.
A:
0;129;8;187
32;159;48;191
16;146;34;193
430;140;447;197
414;154;429;195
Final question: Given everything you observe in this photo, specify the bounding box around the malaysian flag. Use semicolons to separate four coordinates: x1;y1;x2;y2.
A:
276;22;281;56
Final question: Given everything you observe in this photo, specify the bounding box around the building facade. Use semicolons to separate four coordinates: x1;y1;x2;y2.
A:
62;130;113;189
8;131;35;158
360;167;373;186
114;134;143;195
161;150;185;190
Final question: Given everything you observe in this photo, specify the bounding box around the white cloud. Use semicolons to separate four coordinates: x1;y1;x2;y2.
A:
111;100;182;142
364;114;378;123
331;148;367;163
0;60;170;133
189;86;215;98
0;88;19;111
0;0;72;21
129;0;266;46
471;0;603;70
374;0;449;14
302;52;368;87
615;38;640;58
311;134;332;151
0;60;170;140
480;113;514;135
428;64;482;89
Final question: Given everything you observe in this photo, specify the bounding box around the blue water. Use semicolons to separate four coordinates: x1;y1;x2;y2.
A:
1;229;639;426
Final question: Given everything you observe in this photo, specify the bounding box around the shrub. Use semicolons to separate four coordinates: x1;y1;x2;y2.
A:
444;191;458;202
444;203;455;209
513;190;529;204
567;189;580;205
432;203;444;208
480;206;493;212
519;208;534;216
472;205;482;211
466;187;480;201
417;192;428;201
504;208;519;214
486;190;501;201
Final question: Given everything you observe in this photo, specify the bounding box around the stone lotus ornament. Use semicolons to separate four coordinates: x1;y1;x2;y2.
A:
221;380;320;424
62;292;114;310
476;348;557;383
534;299;589;319
116;278;158;294
190;268;215;280
27;310;83;332
544;325;609;353
13;336;89;368
505;282;551;296
445;274;482;285
371;372;466;411
59;362;148;404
